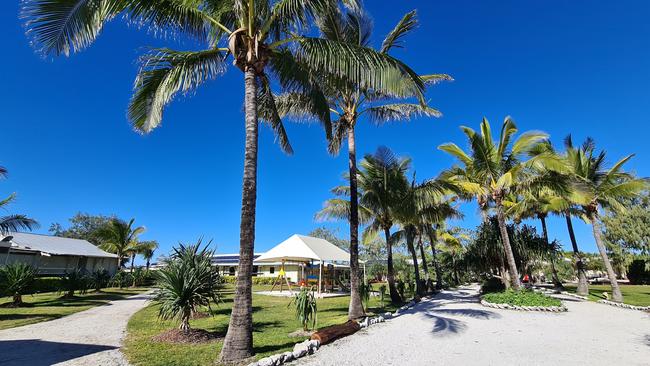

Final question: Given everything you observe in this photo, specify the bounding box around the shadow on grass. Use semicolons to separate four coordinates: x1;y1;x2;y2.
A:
0;339;116;366
0;313;60;322
254;340;298;355
209;306;262;316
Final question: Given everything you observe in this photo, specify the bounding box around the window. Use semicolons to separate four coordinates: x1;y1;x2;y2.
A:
270;266;275;274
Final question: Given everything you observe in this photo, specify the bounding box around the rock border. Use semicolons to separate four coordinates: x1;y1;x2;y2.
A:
246;294;436;366
597;299;650;312
480;299;567;312
532;286;589;301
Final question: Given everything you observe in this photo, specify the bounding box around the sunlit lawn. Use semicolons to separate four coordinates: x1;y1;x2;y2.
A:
564;284;650;306
124;284;401;366
0;287;149;330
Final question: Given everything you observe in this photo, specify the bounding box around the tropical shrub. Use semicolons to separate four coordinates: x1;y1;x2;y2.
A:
396;279;405;300
0;262;37;305
32;277;61;293
481;277;506;294
378;284;387;309
627;259;650;285
153;240;221;332
289;287;317;331
131;267;147;287
90;268;111;292
59;268;88;298
110;270;133;288
482;290;561;307
358;282;372;311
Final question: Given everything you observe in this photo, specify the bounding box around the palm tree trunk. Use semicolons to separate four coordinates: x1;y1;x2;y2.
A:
384;227;401;303
565;211;588;296
13;294;22;305
130;253;135;272
220;68;258;363
427;230;443;290
146;258;150;271
540;216;563;289
180;309;191;333
406;229;424;296
417;235;431;292
495;199;521;290
589;214;623;302
346;125;365;320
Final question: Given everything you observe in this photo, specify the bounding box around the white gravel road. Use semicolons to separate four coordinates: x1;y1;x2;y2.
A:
0;292;152;366
297;285;650;366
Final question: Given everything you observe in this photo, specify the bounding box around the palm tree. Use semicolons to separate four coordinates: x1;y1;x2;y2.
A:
140;240;160;270
280;5;447;318
357;147;411;303
0;167;38;235
96;218;145;268
22;1;427;359
564;138;649;302
420;199;462;289
439;117;549;290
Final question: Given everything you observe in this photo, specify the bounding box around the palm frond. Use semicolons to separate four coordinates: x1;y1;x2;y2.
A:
0;215;40;235
380;10;417;53
128;48;226;133
366;103;441;124
511;131;549;156
421;73;454;85
257;74;293;154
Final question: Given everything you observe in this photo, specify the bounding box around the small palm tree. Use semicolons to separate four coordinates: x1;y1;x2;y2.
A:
564;138;649;302
154;239;221;333
0;167;38;235
438;117;550;290
0;262;37;306
96;218;145;268
140;240;160;271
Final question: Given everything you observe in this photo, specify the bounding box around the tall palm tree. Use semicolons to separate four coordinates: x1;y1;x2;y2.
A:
281;4;447;318
140;240;160;270
564;138;649;302
22;1;428;360
96;218;146;268
439;117;549;290
0;167;39;235
420;198;462;289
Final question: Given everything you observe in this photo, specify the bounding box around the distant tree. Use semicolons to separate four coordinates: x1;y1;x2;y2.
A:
308;227;350;250
96;218;145;267
601;193;650;255
49;213;115;245
140;240;160;270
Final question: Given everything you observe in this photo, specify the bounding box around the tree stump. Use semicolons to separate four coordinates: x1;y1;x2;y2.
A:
310;320;361;345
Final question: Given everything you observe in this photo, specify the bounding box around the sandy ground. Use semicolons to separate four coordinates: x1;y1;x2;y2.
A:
0;292;152;366
297;285;650;366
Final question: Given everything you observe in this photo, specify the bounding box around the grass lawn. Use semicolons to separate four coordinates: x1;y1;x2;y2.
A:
564;284;650;306
124;284;402;366
0;287;149;330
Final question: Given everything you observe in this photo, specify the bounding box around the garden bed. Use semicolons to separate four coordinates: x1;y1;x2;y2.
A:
481;290;565;312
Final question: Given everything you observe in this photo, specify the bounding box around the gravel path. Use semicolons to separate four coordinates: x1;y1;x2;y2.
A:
297;285;650;366
0;292;152;366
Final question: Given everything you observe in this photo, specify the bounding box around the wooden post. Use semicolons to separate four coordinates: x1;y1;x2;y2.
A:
318;262;322;295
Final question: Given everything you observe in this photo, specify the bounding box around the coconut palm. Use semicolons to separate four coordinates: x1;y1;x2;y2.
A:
438;117;550;290
0;167;38;235
154;239;221;333
420;199;463;289
563;137;649;302
140;240;160;270
279;4;447;317
22;1;434;358
96;218;145;267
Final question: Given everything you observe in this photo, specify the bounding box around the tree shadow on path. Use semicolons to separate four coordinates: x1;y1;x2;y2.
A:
0;339;117;366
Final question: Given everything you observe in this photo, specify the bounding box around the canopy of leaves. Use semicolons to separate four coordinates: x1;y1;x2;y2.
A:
49;212;116;245
601;193;650;254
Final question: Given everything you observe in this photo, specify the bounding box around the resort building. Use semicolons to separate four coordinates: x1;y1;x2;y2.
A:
212;234;356;294
0;233;119;275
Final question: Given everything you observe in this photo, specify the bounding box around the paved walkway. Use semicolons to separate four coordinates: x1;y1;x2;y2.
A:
298;285;650;366
0;292;152;366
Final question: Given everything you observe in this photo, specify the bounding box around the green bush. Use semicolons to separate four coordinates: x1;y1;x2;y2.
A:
0;263;37;305
396;279;405;299
481;277;506;294
482;290;561;307
627;259;650;285
221;276;279;286
358;282;372;311
110;270;133;288
289;286;317;331
90;269;111;291
33;277;62;293
59;268;89;298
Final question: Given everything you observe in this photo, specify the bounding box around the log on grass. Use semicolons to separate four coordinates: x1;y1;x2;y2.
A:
311;320;361;345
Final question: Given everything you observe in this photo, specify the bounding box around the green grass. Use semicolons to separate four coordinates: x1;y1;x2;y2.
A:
564;284;650;306
0;287;149;330
482;290;562;307
124;284;401;366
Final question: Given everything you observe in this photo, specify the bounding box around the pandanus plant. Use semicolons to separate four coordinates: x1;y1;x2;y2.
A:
21;1;436;360
0;263;37;306
289;286;317;331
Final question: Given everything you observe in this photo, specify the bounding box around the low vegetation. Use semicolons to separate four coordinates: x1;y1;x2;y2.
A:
482;290;562;308
565;284;650;307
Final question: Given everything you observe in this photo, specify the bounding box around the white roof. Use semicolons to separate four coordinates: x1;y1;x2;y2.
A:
255;234;351;263
7;233;118;258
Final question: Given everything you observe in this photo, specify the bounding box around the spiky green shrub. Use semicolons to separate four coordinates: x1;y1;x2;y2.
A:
110;270;132;288
89;268;111;292
358;282;372;311
59;268;88;298
153;240;221;332
483;290;561;307
0;262;37;305
131;267;147;287
289;287;317;331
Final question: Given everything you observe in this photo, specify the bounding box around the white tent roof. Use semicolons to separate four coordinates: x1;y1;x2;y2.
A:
255;234;351;263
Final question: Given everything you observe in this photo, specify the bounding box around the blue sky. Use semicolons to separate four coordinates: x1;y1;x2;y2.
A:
2;1;649;264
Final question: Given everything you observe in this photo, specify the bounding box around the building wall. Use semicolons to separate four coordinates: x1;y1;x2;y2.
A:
2;252;118;276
